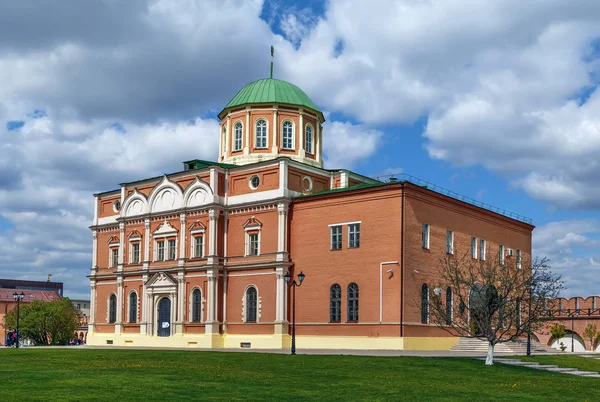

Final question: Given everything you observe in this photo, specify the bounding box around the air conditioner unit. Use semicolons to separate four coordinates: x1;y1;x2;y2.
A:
506;248;514;256
434;288;443;297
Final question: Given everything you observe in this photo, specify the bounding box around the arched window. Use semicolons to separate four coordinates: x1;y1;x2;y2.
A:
234;122;243;151
191;288;202;323
109;294;117;324
330;284;341;322
305;125;313;154
129;292;137;323
282;121;294;150
445;287;452;325
245;286;257;323
347;283;359;322
255;120;267;149
421;284;429;324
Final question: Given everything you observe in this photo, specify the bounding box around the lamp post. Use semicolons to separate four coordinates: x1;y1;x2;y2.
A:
571;309;579;353
526;281;533;357
12;291;24;349
284;270;305;355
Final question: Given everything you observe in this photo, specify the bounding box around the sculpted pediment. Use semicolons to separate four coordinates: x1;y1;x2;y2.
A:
146;272;177;289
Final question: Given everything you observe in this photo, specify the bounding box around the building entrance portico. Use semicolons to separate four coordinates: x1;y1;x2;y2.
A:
145;272;179;337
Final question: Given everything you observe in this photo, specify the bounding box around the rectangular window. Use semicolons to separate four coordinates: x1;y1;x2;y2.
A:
194;236;204;258
249;233;259;256
331;225;342;250
471;237;477;259
499;244;505;265
516;249;522;268
446;230;454;254
348;224;360;248
111;248;119;268
157;240;165;261
422;224;430;249
479;239;486;261
132;243;140;264
77;304;81;310
168;239;176;260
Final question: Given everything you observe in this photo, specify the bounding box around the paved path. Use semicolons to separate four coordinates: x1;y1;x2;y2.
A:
3;345;566;358
493;357;600;378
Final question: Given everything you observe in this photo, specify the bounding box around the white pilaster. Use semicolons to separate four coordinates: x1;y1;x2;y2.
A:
205;270;220;334
118;222;125;272
298;110;305;157
277;202;289;261
143;219;150;269
208;208;219;265
210;167;219;203
226;116;231;157
140;273;148;334
278;159;288;191
244;108;250;155
176;271;185;334
92;230;98;273
271;108;278;153
316;123;322;167
340;171;349;188
93;195;99;226
179;213;186;267
89;280;96;333
115;276;123;334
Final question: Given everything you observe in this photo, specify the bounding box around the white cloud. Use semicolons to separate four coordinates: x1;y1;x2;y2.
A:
322;121;383;168
533;220;600;297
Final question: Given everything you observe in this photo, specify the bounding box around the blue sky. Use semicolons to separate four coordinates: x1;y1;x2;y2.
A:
0;0;599;298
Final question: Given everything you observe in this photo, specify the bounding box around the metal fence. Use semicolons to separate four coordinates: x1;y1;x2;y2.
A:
372;173;533;225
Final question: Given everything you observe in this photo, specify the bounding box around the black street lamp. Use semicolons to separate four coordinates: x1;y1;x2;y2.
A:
12;291;24;349
526;281;533;357
284;270;305;355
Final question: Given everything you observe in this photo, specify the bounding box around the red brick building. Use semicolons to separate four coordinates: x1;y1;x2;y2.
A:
88;78;534;349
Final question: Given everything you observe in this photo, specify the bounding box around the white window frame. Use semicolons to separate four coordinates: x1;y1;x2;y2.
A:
305;124;314;154
471;237;477;259
281;120;295;150
516;249;522;269
233;121;243;151
348;223;360;248
255;119;268;149
189;287;204;323
422;224;430;249
244;225;261;256
190;232;205;258
242;285;260;323
128;290;139;323
330;225;342;250
109;245;119;268
155;240;165;261
128;237;142;264
479;239;486;261
499;244;505;265
446;230;454;254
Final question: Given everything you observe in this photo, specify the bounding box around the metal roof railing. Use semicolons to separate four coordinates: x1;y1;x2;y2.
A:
372;173;533;225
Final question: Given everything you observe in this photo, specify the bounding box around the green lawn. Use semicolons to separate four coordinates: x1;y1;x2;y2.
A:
1;349;599;401
518;355;600;373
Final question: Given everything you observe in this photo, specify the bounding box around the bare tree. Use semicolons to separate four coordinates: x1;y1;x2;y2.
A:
426;251;563;365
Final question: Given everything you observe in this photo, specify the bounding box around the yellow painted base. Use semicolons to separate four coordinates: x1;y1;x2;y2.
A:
87;333;458;351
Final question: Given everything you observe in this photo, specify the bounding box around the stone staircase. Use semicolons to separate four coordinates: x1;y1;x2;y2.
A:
451;337;555;354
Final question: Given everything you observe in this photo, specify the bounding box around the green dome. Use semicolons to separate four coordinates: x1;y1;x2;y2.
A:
218;78;323;120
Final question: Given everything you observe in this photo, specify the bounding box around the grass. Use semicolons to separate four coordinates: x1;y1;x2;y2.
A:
1;349;599;401
518;355;600;373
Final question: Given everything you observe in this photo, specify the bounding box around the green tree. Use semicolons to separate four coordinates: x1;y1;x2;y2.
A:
582;323;600;351
3;298;80;345
550;324;567;341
